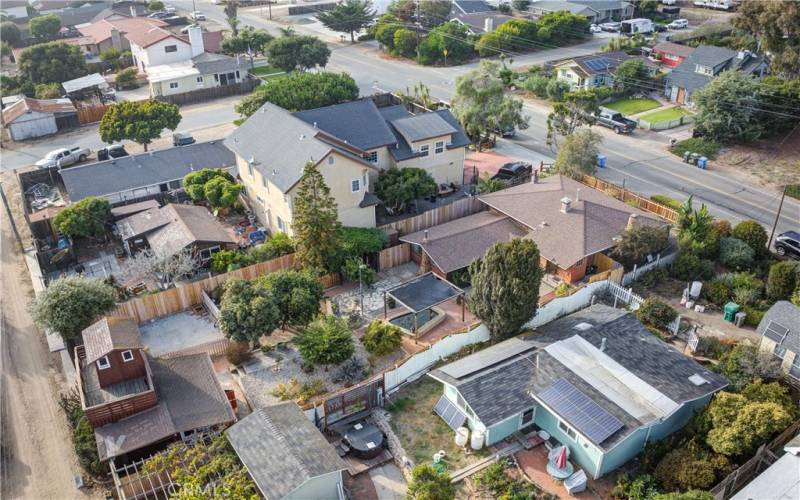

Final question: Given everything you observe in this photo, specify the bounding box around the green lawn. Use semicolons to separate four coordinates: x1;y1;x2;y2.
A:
604;98;662;115
639;107;693;124
249;65;284;79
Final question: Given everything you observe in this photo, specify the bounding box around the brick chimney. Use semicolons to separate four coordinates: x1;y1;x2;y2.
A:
484;17;494;33
560;197;572;213
110;28;122;50
626;213;638;231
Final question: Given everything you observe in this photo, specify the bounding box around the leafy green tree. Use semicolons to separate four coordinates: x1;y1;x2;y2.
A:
294;315;354;366
393;28;417;57
235;72;358;117
224;0;239;36
340;227;386;257
676;196;717;258
767;261;799;301
654;440;730;492
388;0;415;21
0;22;21;46
477;174;506;194
147;0;165;12
34;82;61;98
31;276;117;342
99;99;180;151
469;239;543;341
374;167;436;213
52;197;111;239
407;464;455;500
258;270;324;329
0;41;11;57
452;61;529;149
249;233;295;262
29;14;61;39
100;47;123;67
416;21;473;65
610;225;670;268
545;78;570;101
553;128;601;180
546;87;608;146
18;42;88;84
373;14;402;49
733;0;800;78
614;59;651;95
317;0;375;42
266;35;331;72
611;473;660;500
115;67;138;89
719;237;755;271
512;0;531;10
419;1;451;28
758;76;800;134
221;27;274;56
693;71;763;143
714;344;781;391
292;161;342;271
653;492;715;500
637;297;678;330
341;257;376;285
204;176;243;209
211;249;249;274
537;11;590;43
361;320;403;356
219;278;279;346
184;169;235;200
731;220;768;258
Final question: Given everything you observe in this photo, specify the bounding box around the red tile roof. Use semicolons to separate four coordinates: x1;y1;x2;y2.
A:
77;16;167;45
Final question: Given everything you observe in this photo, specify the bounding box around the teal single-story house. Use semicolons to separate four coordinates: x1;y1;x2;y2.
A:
428;305;728;479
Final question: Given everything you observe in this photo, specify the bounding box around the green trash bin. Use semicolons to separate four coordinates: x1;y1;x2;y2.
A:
723;302;740;322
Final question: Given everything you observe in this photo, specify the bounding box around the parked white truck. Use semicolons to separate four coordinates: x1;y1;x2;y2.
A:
621;18;654;35
35;146;91;169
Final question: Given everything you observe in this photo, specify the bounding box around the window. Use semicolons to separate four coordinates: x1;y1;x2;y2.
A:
328;156;335;165
362;151;378;163
790;355;800;380
199;245;221;261
247;162;254;177
97;356;110;370
235;70;240;79
520;408;534;427
169;82;179;89
363;171;368;188
196;76;204;85
435;141;444;154
168;180;181;190
121;350;134;362
277;216;286;232
558;420;577;440
261;174;267;188
774;343;787;359
164;45;178;53
419;144;429;157
351;179;360;192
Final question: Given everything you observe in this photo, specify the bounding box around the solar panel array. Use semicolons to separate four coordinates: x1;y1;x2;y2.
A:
439;337;535;379
763;320;789;344
584;58;611;72
434;396;467;430
538;379;623;444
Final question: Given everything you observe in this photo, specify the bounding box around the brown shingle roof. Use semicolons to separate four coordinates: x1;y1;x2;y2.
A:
82;317;144;364
146;204;236;256
401;211;526;273
1;97;76;124
479;175;666;268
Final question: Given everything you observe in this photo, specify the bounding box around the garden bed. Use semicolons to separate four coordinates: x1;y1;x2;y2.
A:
604;98;661;115
386;377;488;471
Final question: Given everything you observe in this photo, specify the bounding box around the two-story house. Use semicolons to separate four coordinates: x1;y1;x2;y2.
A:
665;45;768;106
224;98;470;236
75;317;236;465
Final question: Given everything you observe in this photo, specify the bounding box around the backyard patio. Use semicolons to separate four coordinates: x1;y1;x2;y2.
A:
138;309;227;358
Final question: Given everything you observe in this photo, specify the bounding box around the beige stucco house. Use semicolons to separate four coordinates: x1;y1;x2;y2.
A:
224;98;470;236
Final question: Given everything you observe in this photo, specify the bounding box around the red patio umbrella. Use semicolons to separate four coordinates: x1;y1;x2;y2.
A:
556;446;568;469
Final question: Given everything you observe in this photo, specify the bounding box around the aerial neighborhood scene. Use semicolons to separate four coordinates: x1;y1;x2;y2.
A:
2;0;800;499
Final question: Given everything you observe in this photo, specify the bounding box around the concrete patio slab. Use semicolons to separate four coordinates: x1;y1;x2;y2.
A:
139;310;224;357
369;463;407;500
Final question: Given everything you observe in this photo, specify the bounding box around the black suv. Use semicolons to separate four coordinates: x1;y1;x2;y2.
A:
491;162;533;185
775;231;800;259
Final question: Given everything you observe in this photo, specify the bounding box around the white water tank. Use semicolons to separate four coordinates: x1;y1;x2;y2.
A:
455;427;469;447
471;429;485;450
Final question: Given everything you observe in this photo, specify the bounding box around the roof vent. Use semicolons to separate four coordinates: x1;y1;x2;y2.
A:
600;337;607;352
313;121;317;128
574;322;592;331
540;221;548;227
272;169;277;176
560;196;572;213
248;156;255;165
299;134;305;140
576;188;581;202
689;374;709;386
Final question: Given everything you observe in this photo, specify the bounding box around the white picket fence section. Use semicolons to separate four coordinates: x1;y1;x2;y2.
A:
608;281;645;310
621;252;677;287
525;280;610;329
383;324;491;393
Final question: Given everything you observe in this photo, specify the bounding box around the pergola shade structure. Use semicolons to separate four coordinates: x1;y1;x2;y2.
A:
384;273;465;334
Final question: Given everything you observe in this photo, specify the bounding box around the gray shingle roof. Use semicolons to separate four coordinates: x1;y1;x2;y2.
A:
192;52;248;75
95;404;176;461
60;141;235;202
226;403;347;499
391;113;458;143
571;0;630;12
451;0;494;15
667;45;736;93
757;301;800;355
529;1;597;15
82;316;144;364
378;105;471;162
430;305;727;449
293;99;398;151
454;13;514;33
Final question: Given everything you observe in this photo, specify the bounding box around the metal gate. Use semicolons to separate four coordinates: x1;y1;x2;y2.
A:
323;377;384;429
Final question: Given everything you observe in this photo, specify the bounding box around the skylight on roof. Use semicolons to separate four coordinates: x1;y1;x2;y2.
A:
688;374;709;386
574;322;593;331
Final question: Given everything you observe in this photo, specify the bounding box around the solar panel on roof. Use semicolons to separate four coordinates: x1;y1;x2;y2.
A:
763;321;789;344
584;58;611;71
434;396;467;430
538;379;623;445
439;337;536;380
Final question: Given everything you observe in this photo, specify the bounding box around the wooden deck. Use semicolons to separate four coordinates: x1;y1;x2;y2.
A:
82;367;150;407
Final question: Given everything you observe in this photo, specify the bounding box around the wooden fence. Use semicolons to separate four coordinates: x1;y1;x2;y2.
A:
378;243;412;271
154;79;258;106
377;196;483;236
581;175;679;223
77;104;110;124
109;254;339;323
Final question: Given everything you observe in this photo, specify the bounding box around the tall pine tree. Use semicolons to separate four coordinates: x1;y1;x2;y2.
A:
292;161;342;271
468;239;543;341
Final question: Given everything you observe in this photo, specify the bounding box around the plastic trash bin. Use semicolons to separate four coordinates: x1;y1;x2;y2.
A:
723;302;740;322
683;151;692;163
690;153;701;165
734;311;747;327
597;154;607;168
698;156;708;169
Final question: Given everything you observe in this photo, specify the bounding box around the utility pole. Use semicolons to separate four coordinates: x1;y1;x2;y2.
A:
415;0;421;60
768;185;787;251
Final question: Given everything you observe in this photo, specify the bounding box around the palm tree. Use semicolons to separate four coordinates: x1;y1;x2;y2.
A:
477;174;506;193
279;26;296;37
225;0;239;36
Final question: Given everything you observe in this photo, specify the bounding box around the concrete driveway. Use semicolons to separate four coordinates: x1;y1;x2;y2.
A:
369;463;407;500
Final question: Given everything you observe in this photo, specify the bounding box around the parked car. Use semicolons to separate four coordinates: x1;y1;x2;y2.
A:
660;0;677;5
775;231;800;259
97;144;129;161
590;24;603;34
191;11;206;21
180;24;199;34
491;162;533;185
668;19;689;29
600;22;621;32
35;146;91;169
494;126;516;138
173;132;196;146
596;108;637;134
654;23;668;32
148;11;171;19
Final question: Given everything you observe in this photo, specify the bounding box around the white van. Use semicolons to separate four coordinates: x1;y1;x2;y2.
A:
668;19;688;29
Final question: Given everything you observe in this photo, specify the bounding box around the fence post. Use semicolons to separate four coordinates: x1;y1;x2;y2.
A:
632;264;638;282
656;254;661;267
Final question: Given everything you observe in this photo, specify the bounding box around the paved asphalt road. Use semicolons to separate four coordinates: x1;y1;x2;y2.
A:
3;0;796;235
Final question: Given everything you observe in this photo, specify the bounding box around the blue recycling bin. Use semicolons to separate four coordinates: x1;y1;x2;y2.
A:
597;154;607;168
698;156;708;169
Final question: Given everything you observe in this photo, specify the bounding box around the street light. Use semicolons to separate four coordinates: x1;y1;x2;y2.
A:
358;263;368;317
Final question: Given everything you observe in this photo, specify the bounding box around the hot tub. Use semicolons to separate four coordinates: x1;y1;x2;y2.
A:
388;306;446;336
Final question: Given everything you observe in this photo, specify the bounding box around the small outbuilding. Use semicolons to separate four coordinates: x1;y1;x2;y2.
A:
1;97;78;141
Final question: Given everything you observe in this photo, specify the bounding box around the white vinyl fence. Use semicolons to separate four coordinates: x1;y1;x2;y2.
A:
383;324;490;393
525;280;610;329
621;252;677;287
